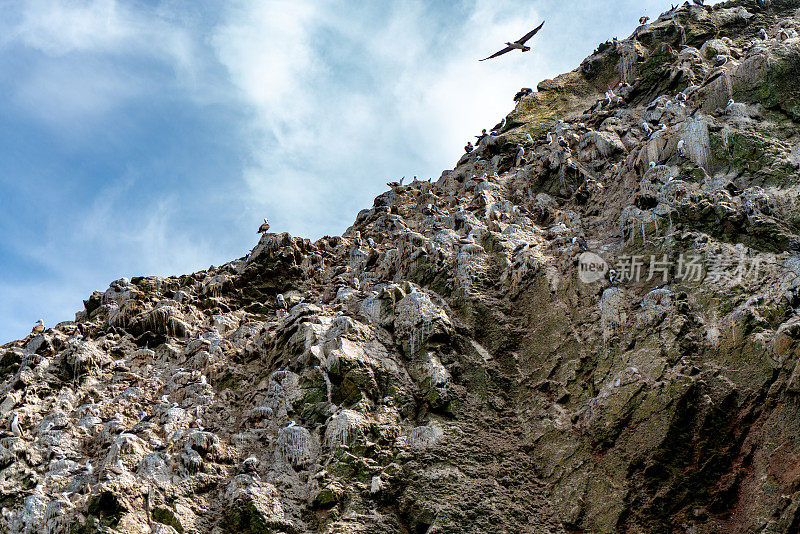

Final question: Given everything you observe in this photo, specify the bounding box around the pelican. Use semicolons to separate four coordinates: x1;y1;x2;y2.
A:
257;218;270;233
480;21;545;61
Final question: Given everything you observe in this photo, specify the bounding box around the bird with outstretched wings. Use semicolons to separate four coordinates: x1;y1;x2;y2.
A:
480;21;545;61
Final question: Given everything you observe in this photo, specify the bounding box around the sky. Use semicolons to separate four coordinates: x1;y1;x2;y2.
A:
0;0;723;343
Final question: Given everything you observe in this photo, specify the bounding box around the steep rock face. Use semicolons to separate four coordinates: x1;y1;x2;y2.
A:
3;1;800;532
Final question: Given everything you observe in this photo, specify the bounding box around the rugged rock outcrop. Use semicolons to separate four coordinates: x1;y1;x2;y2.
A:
3;1;800;532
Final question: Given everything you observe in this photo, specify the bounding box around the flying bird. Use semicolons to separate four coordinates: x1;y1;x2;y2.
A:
480;21;545;61
257;218;270;233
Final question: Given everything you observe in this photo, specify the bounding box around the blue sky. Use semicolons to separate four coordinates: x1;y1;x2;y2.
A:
0;0;720;342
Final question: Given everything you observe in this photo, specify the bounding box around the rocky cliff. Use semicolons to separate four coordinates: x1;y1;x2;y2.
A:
4;1;800;532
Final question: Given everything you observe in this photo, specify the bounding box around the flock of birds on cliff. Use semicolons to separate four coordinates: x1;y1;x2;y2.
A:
26;0;800;353
7;1;800;529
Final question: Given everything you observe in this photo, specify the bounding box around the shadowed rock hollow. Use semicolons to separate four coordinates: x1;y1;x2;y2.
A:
3;1;800;532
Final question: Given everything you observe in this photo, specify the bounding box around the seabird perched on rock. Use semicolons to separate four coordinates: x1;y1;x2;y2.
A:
386;177;404;188
464;141;474;153
243;456;258;473
31;320;44;335
675;92;687;103
677;139;685;158
257;218;271;234
491;118;506;133
514;87;533;101
515;145;525;166
572;237;589;251
276;294;287;312
692;0;704;6
480;21;545;61
777;29;790;41
713;55;728;68
649;161;657;169
287;420;297;428
11;413;22;439
725;98;736;113
475;129;488;141
759;28;768;40
639;16;650;25
557;136;569;149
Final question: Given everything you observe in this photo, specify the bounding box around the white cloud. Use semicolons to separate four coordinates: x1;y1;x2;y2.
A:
14;0;194;66
2;0;202;127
